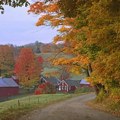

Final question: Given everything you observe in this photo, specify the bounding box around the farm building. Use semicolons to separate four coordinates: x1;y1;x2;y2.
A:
12;76;19;84
0;77;19;99
58;80;80;93
80;79;90;87
35;76;60;94
40;76;60;88
40;76;91;93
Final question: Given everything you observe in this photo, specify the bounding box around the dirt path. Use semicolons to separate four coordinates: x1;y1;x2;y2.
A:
19;93;120;120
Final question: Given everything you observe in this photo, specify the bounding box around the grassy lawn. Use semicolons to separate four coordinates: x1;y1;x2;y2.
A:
0;94;73;120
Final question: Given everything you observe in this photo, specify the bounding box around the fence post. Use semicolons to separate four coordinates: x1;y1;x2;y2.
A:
29;97;30;104
18;100;20;107
38;97;40;103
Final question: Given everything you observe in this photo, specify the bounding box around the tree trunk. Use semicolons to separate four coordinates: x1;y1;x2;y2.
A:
87;63;104;95
88;63;93;74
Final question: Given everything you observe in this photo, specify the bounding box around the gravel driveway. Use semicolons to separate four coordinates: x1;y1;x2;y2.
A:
19;93;120;120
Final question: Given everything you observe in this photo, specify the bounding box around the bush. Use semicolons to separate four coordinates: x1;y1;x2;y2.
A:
108;88;120;111
96;89;108;102
35;82;56;95
110;88;120;101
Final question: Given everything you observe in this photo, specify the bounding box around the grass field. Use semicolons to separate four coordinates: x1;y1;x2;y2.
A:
0;94;73;120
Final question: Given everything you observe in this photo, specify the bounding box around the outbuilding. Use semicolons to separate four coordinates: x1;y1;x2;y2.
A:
80;79;90;87
0;77;19;99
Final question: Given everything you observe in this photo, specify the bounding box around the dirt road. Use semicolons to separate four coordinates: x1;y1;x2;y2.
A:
19;93;120;120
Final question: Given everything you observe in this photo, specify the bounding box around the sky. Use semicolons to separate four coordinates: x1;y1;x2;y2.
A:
0;4;58;46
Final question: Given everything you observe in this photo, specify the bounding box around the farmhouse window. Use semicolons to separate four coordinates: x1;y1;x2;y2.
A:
65;86;67;90
59;86;61;91
69;86;71;90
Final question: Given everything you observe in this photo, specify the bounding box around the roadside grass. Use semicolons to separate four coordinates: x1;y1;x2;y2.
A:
0;94;75;120
87;98;120;117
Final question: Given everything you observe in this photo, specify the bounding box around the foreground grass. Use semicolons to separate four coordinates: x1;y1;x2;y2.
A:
87;99;120;117
0;94;74;120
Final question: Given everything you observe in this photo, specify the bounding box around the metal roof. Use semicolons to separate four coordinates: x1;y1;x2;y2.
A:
65;80;80;87
0;78;19;87
41;76;60;85
47;77;60;85
80;79;90;84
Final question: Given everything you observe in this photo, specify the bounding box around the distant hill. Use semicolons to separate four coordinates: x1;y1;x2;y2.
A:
14;41;63;54
23;41;44;53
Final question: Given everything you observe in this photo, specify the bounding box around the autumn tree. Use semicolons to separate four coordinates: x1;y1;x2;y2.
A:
0;45;14;77
58;65;70;80
29;0;120;102
14;48;42;88
57;0;120;96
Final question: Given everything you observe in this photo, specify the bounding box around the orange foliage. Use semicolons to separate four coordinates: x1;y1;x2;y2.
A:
14;48;42;87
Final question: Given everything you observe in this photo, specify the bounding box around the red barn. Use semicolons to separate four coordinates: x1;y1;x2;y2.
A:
58;80;80;93
0;77;19;99
40;76;80;93
80;79;90;87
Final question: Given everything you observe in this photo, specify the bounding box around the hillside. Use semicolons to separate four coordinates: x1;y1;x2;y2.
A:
13;41;85;80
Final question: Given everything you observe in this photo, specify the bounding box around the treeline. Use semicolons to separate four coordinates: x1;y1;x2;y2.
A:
13;41;63;55
0;42;64;87
0;44;43;88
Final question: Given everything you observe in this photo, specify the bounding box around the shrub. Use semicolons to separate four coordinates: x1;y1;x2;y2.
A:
96;89;108;102
108;88;120;111
43;82;56;94
35;82;56;95
110;88;120;101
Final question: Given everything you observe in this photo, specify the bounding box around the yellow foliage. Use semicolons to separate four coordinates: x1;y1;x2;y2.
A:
58;26;71;33
36;14;53;26
46;4;59;12
51;19;62;26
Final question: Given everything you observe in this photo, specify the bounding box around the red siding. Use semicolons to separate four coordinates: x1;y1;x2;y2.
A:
58;81;68;93
70;86;76;91
58;81;77;93
0;87;19;98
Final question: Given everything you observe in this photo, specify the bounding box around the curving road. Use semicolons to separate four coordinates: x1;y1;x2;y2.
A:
19;93;120;120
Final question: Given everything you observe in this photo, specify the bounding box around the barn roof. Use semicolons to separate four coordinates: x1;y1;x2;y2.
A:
80;79;90;85
41;76;60;85
65;80;80;87
0;77;19;87
47;77;60;85
12;75;18;80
